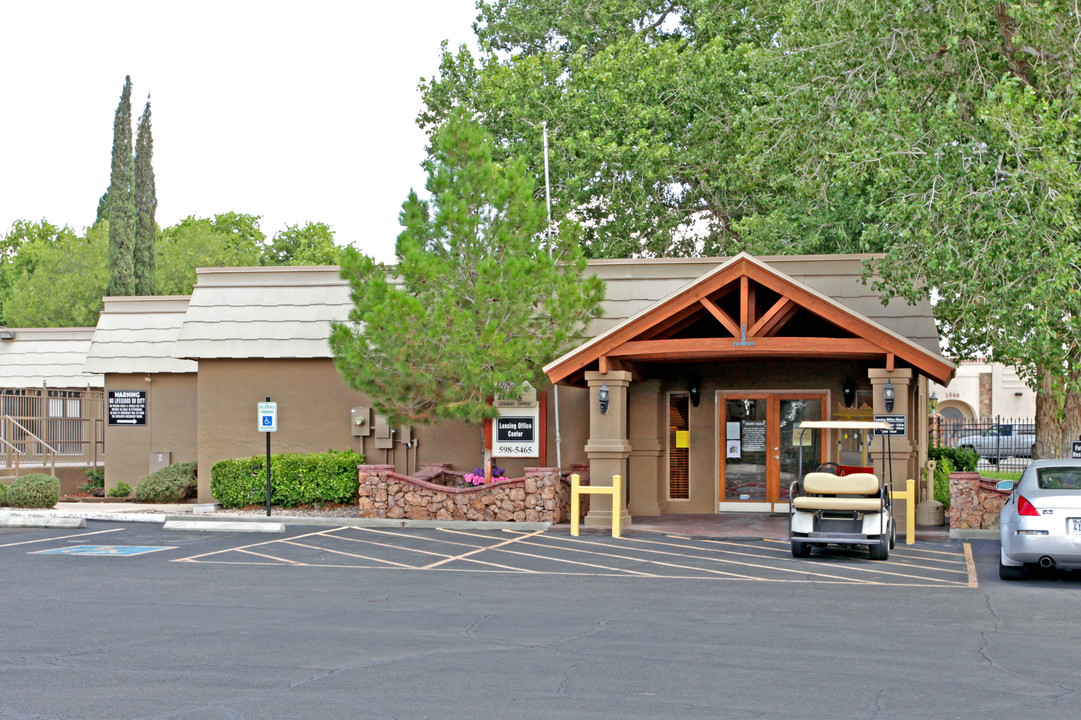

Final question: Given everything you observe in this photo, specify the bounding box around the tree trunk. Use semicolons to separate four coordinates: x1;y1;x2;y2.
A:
1035;367;1062;460
1061;363;1081;457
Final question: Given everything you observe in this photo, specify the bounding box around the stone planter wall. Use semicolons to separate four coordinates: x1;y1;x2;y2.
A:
357;464;570;523
949;471;1010;530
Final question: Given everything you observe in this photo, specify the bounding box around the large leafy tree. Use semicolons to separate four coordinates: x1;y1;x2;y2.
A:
261;222;343;266
330;110;604;432
107;76;136;296
425;0;1081;457
749;1;1081;456
155;214;265;295
0;220;78;325
133;96;157;295
2;222;109;327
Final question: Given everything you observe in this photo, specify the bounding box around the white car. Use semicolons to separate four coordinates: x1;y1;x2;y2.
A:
998;459;1081;580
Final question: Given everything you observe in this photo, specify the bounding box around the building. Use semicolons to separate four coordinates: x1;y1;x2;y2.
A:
929;358;1035;422
84;252;953;530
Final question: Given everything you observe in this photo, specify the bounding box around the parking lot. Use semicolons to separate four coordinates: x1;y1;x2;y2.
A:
9;522;977;588
7;520;1081;719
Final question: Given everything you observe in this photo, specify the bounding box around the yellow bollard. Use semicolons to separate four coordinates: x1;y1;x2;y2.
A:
890;479;917;545
569;473;621;538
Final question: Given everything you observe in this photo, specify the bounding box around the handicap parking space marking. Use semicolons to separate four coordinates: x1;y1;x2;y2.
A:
0;527;124;550
171;525;978;587
34;544;175;557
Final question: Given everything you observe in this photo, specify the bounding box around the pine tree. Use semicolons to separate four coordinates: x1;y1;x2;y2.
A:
107;76;135;296
133;95;156;295
330;110;604;431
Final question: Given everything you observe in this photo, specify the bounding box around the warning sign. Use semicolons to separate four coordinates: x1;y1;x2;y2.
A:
108;390;147;426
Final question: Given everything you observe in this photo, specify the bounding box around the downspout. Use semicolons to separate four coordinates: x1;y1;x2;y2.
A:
543;120;563;470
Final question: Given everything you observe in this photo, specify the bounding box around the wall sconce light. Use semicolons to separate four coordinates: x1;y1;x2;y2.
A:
929;391;938;413
598;382;610;415
689;384;700;408
841;377;856;408
883;379;895;413
0;330;13;341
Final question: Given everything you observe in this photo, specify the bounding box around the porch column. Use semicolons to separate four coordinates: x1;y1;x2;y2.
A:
584;370;632;529
868;368;914;498
628;379;665;516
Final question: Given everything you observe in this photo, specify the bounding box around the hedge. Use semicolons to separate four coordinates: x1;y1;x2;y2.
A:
6;474;61;508
134;461;197;503
928;446;978;510
210;450;364;508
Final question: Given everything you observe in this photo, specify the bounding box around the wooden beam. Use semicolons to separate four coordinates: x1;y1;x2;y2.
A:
598;355;609;374
699;298;740;337
749;297;793;337
740;276;750;331
610;336;884;361
886;353;895;372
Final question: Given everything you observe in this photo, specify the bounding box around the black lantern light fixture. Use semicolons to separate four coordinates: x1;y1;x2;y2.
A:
598;382;610;415
883;379;895;413
841;377;856;408
689;384;700;408
929;391;938;413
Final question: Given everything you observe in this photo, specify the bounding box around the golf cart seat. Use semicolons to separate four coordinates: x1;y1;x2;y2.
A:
791;472;884;512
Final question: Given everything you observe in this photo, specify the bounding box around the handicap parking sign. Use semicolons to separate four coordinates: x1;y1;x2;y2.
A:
258;401;278;432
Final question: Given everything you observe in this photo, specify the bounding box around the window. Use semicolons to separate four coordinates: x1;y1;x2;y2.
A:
668;393;689;499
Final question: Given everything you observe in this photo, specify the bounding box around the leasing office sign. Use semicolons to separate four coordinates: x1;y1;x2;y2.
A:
108;390;147;426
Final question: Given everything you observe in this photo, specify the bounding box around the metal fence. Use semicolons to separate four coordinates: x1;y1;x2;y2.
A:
0;387;105;477
934;416;1035;473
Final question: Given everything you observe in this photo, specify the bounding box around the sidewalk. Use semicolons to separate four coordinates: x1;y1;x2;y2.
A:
0;502;978;540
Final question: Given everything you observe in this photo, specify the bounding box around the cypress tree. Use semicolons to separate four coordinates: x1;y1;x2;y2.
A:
107;76;135;296
133;95;156;295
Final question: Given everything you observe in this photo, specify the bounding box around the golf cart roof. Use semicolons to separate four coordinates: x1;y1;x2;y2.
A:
797;420;892;431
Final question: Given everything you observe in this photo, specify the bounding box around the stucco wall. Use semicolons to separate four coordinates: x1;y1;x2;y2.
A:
103;372;198;490
192;358;590;503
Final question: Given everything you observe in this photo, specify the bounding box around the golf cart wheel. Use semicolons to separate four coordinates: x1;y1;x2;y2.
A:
791;540;811;558
869;539;889;561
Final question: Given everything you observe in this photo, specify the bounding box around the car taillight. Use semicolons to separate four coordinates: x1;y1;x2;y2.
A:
1017;495;1040;516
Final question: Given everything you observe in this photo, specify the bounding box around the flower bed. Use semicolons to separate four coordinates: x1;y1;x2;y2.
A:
357;464;570;523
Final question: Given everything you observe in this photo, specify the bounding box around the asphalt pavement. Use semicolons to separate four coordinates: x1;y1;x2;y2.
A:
0;518;1079;719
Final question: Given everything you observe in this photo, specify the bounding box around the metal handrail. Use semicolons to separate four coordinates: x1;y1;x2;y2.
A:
0;435;25;455
3;415;60;455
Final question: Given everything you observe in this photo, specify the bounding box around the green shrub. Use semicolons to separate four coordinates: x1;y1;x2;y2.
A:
6;474;61;508
929;445;978;473
0;482;8;506
211;450;364;509
107;481;132;498
134;461;197;503
932;456;953;509
78;467;105;494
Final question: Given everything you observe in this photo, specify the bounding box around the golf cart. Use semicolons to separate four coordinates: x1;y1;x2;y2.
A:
789;420;895;561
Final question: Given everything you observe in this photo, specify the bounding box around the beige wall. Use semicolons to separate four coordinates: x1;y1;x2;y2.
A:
103;373;198;490
193;359;589;503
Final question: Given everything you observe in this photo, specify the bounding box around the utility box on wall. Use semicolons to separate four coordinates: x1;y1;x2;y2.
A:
351;407;371;437
149;450;172;473
374;414;394;449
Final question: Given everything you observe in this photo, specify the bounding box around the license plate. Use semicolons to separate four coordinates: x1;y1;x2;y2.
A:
1071;519;1081;535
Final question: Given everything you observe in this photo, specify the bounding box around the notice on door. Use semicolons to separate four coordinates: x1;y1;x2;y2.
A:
108;390;147;426
742;421;766;452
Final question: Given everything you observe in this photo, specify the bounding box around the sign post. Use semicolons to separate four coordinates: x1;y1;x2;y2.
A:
258;398;278;516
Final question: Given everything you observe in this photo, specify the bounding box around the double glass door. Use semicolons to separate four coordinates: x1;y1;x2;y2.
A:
719;392;825;510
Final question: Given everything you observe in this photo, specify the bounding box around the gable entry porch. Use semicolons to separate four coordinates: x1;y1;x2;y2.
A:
544;254;954;531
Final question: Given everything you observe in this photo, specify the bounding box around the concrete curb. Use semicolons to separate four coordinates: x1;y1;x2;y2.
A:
0;513;86;529
164;520;285;533
163;513;552;533
949;529;999;540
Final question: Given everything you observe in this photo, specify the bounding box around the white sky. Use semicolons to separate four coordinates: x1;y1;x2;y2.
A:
0;0;479;263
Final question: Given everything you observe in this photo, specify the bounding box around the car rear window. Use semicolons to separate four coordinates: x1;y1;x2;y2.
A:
1036;468;1081;490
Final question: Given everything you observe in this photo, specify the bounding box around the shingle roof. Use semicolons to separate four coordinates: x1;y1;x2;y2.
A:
0;328;102;388
174;266;351;360
585;254;942;354
167;255;943;363
84;296;197;374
